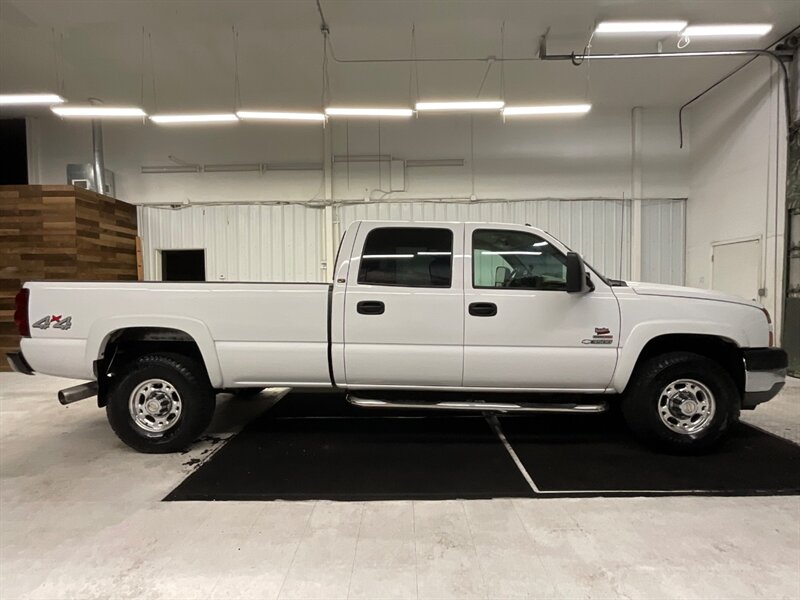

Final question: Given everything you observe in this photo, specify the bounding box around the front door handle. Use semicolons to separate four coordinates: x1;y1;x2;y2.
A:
469;302;497;317
357;300;385;315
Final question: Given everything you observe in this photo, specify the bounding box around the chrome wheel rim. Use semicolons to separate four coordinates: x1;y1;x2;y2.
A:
128;379;182;434
658;378;716;435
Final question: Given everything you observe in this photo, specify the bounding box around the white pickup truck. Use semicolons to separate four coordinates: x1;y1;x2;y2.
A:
8;221;787;454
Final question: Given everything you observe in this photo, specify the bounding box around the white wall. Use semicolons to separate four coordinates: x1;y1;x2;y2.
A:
30;106;689;284
686;58;787;335
138;204;324;282
28;108;688;204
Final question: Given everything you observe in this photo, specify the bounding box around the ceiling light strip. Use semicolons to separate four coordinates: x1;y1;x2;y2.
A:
595;21;687;34
237;110;325;122
503;104;591;116
682;24;773;37
325;107;413;117
0;93;65;105
150;113;238;124
52;106;146;118
416;101;504;111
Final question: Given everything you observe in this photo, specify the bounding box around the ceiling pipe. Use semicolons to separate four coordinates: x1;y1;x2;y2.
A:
539;30;797;148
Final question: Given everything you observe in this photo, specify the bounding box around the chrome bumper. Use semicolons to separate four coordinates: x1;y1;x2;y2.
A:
742;348;788;409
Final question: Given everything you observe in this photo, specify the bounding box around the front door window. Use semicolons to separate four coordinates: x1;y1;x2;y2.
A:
472;229;567;291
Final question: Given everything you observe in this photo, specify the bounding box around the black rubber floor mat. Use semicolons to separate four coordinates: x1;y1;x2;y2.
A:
500;415;800;496
165;413;533;501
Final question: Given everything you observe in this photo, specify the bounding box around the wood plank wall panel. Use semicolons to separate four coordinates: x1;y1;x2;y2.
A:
0;185;137;370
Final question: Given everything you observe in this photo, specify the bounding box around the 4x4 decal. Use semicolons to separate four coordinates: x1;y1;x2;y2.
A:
32;315;72;331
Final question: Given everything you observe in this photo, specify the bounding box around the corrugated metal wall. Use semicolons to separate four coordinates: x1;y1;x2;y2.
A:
138;198;685;285
337;199;632;280
138;204;323;282
641;199;686;285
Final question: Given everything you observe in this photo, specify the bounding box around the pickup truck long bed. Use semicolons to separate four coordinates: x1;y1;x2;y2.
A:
8;220;788;454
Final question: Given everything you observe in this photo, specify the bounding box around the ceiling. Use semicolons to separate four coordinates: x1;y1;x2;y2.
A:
1;0;798;115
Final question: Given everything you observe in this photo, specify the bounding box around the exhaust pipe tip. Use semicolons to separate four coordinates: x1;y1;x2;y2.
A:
58;381;99;405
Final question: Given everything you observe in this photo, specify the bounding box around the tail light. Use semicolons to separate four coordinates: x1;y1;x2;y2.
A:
760;306;773;347
13;288;30;337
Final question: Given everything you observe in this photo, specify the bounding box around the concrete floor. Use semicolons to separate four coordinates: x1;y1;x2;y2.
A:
1;372;798;600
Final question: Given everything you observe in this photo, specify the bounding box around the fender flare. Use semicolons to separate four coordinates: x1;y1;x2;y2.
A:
85;315;224;388
611;321;746;393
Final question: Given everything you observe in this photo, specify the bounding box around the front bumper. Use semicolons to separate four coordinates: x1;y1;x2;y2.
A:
742;347;787;409
6;351;34;376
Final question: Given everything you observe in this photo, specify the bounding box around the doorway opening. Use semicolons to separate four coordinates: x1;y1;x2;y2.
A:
161;250;206;281
0;119;28;184
711;237;761;302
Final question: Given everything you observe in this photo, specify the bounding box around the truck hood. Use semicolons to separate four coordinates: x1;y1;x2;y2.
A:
626;281;759;308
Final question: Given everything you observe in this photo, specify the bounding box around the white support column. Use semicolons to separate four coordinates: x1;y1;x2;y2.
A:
630;106;643;281
322;123;336;282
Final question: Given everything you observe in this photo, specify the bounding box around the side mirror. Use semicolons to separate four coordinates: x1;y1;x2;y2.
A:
566;252;592;293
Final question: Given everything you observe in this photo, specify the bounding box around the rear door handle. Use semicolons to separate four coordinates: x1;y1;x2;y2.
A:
357;300;385;315
469;302;497;317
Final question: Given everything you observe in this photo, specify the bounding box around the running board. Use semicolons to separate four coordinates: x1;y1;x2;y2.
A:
346;395;608;414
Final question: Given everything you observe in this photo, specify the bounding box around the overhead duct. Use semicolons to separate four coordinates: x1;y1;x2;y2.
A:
90;98;105;195
332;155;464;167
141;161;323;174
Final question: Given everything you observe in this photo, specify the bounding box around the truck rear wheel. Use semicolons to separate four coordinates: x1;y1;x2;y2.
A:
106;353;215;453
622;351;740;453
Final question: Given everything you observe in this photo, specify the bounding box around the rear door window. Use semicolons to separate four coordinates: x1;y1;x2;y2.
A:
358;227;453;288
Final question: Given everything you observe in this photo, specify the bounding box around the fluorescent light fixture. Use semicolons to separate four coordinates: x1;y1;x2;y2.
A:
52;105;146;118
237;110;325;122
150;113;238;124
682;24;773;37
415;100;504;111
0;93;64;105
325;107;413;118
595;21;687;33
503;104;591;117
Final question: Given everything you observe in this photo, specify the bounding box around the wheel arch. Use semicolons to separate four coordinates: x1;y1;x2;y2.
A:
86;317;224;389
614;330;745;396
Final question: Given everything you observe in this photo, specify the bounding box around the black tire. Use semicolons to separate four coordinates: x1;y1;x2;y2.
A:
106;353;215;453
621;351;740;454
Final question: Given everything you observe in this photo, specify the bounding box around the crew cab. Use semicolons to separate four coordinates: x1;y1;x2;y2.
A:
7;221;787;453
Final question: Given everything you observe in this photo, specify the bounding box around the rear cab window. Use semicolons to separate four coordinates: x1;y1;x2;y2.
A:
358;227;453;288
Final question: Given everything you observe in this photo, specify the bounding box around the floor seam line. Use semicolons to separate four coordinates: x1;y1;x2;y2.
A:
275;500;317;600
485;414;541;494
345;503;366;600
460;499;490;600
411;500;419;600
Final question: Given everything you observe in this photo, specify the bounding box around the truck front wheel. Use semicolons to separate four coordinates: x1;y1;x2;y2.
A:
106;353;215;453
622;351;740;453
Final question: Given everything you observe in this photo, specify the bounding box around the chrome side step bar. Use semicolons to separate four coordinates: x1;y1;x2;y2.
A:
347;395;608;414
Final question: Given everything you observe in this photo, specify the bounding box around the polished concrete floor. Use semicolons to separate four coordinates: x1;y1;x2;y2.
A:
1;372;798;600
